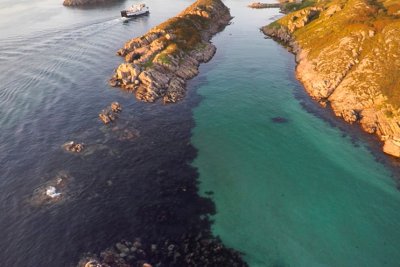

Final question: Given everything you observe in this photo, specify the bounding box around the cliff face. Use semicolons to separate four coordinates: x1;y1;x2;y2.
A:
63;0;121;6
109;0;232;103
263;0;400;157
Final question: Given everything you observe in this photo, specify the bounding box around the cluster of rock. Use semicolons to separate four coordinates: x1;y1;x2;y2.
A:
63;0;120;6
78;232;247;267
62;141;85;153
263;0;400;157
111;124;139;141
99;102;122;124
30;172;71;206
109;0;232;103
248;2;281;9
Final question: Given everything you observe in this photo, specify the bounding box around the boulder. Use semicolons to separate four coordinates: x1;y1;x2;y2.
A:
115;243;130;254
383;138;400;157
99;110;116;124
111;102;122;113
62;141;84;153
84;259;101;267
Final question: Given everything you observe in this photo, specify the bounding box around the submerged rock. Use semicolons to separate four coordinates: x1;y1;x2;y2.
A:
30;172;72;206
78;232;247;267
62;141;84;153
99;102;122;124
111;102;122;113
63;0;122;6
271;117;289;123
79;258;101;267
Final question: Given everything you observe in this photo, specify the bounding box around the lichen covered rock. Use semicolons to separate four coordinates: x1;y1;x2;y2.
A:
110;0;232;103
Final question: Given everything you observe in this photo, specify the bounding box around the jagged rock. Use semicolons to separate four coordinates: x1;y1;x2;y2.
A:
110;0;232;103
163;77;186;103
99;110;116;124
116;243;130;254
63;0;120;6
78;233;247;267
262;0;400;157
341;109;361;123
62;141;84;153
117;48;128;57
362;125;377;134
383;138;400;157
111;102;122;113
248;2;281;9
84;259;101;267
109;77;119;87
99;102;123;124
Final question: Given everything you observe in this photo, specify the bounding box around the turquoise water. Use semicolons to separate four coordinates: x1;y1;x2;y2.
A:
192;2;400;267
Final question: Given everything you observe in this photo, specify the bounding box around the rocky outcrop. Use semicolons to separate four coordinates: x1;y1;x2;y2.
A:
99;102;122;124
62;141;85;153
63;0;121;6
77;232;247;267
248;2;281;9
109;0;232;103
263;0;400;157
30;172;71;206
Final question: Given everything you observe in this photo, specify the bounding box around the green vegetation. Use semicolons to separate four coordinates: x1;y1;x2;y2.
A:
158;1;222;52
266;0;400;108
282;0;317;12
156;53;172;65
141;0;227;69
142;54;156;69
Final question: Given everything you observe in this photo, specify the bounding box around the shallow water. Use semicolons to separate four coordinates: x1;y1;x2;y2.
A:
192;2;400;267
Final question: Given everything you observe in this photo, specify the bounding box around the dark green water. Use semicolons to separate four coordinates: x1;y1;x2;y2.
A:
192;2;400;267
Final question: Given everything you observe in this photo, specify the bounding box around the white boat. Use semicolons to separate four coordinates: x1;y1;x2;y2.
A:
121;3;149;18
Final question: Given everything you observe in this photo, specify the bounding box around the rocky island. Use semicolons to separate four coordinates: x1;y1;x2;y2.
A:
63;0;121;6
109;0;232;103
263;0;400;157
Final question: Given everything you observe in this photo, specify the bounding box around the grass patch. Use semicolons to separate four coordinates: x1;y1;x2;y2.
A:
266;0;400;109
157;54;171;65
283;0;318;12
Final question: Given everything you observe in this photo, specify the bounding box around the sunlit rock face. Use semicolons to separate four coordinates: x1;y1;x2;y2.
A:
109;0;232;103
262;0;400;157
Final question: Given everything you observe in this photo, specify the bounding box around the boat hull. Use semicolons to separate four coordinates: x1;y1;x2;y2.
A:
120;10;149;18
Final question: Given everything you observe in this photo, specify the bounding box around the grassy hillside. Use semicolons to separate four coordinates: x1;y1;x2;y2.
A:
111;0;231;103
263;0;400;156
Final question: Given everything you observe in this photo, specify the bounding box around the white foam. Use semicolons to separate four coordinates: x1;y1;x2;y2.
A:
46;186;61;198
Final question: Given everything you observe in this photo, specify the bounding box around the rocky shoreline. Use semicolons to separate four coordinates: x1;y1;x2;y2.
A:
63;0;121;6
78;231;246;267
248;2;281;9
109;0;232;103
262;0;400;157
